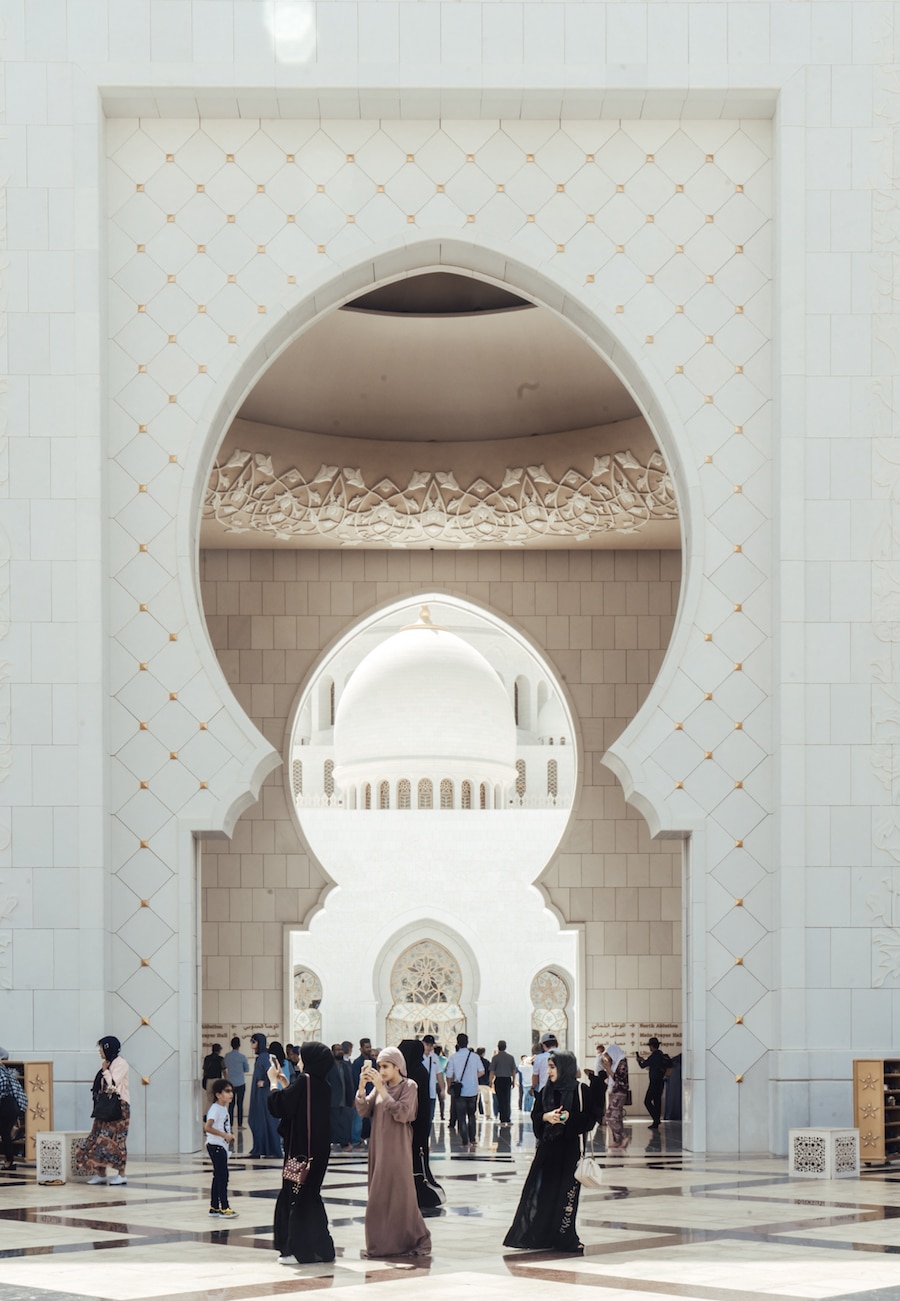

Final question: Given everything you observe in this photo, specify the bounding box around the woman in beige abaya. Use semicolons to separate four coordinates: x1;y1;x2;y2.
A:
355;1047;432;1258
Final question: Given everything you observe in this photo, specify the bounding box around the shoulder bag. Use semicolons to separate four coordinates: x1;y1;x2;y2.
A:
575;1131;604;1187
448;1049;472;1098
575;1092;604;1188
283;1073;312;1193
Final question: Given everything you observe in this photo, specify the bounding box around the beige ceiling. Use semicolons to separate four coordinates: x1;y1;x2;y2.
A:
238;303;641;442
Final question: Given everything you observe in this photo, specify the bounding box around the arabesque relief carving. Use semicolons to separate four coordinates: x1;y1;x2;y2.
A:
203;449;678;548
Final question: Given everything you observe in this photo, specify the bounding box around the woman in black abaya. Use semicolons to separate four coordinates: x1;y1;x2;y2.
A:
399;1039;444;1209
266;1040;335;1265
248;1033;283;1157
503;1050;594;1253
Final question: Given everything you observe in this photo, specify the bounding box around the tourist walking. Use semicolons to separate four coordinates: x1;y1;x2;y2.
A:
267;1041;336;1265
0;1050;26;1170
602;1044;630;1150
422;1035;445;1123
223;1037;249;1128
503;1050;594;1252
202;1043;225;1095
247;1033;283;1157
490;1040;517;1124
445;1033;483;1148
74;1036;130;1185
636;1037;670;1129
355;1047;432;1257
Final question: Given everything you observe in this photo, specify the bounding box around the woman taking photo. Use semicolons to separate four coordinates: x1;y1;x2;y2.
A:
75;1036;130;1185
355;1047;431;1258
602;1044;630;1151
503;1049;594;1253
266;1041;335;1265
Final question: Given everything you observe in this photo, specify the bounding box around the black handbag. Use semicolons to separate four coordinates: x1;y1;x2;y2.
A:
92;1087;122;1123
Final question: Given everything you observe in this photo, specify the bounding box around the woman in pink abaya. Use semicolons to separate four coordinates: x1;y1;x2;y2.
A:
355;1046;432;1258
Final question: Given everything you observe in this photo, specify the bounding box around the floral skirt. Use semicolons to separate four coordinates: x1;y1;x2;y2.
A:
605;1092;626;1145
74;1102;130;1174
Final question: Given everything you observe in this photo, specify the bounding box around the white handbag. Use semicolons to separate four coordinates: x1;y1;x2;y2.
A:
575;1131;604;1188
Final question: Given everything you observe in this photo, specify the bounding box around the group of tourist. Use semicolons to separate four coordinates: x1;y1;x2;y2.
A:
54;1028;671;1264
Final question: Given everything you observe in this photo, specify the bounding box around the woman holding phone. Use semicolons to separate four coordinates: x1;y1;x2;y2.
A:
266;1041;335;1265
503;1050;594;1252
355;1047;431;1258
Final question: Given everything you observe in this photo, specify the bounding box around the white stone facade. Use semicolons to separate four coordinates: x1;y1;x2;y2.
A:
2;0;895;1155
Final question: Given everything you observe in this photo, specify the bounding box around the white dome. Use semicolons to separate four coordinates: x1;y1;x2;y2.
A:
537;695;567;739
333;609;516;788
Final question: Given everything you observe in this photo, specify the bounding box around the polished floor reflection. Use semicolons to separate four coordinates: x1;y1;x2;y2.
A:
1;1114;900;1300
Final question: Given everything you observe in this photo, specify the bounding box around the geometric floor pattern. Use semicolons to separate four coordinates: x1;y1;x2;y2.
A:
2;1116;900;1301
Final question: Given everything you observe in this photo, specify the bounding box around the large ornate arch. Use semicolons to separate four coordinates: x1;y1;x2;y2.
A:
176;234;702;844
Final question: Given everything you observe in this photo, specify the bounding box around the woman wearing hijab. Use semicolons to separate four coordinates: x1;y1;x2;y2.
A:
266;1041;335;1265
399;1039;444;1209
74;1036;131;1185
600;1046;629;1150
247;1033;283;1158
355;1046;432;1257
602;1044;630;1151
503;1049;594;1252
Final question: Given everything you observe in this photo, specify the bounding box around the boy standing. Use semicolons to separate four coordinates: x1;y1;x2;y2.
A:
204;1080;237;1217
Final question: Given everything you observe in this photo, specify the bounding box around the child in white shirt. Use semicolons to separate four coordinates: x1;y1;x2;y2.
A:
204;1080;237;1217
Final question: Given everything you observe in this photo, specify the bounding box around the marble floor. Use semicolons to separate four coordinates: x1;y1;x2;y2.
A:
2;1115;900;1301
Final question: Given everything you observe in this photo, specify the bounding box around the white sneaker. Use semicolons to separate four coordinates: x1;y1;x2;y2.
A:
87;1175;106;1185
278;1255;301;1265
107;1174;127;1185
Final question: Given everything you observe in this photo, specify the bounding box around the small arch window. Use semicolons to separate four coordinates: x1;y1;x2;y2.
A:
547;759;558;799
324;759;334;797
364;783;372;810
440;778;453;809
293;967;323;1045
479;783;487;810
418;778;433;809
398;778;411;809
515;759;526;797
291;760;303;798
461;780;472;810
379;780;390;810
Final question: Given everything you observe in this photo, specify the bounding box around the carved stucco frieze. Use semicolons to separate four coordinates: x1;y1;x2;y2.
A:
203;448;678;548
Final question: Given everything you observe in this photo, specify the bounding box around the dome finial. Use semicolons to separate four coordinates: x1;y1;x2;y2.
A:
402;604;444;632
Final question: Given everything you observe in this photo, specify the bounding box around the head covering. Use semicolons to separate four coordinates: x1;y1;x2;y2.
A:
605;1044;625;1072
250;1032;267;1054
269;1041;285;1065
376;1046;412;1101
377;1046;407;1077
540;1032;557;1046
542;1048;579;1112
99;1036;121;1063
298;1041;334;1079
399;1039;424;1074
